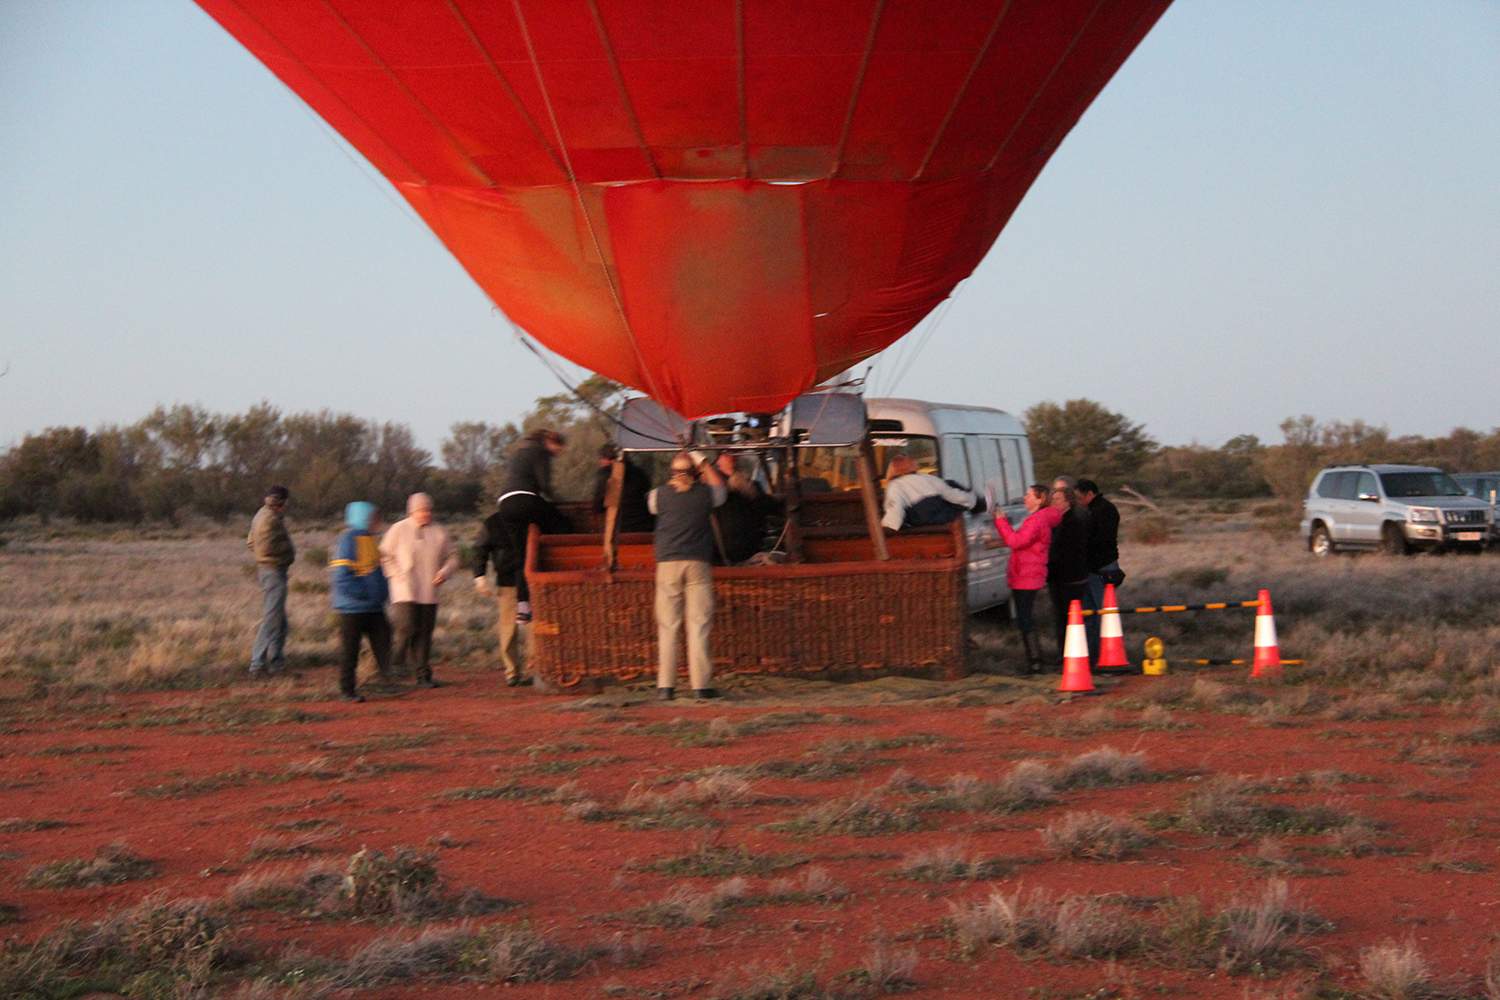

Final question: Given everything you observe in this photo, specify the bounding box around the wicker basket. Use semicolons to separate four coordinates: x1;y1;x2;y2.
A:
526;521;968;690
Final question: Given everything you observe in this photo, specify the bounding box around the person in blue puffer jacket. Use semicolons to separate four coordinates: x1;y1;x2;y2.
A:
329;501;391;703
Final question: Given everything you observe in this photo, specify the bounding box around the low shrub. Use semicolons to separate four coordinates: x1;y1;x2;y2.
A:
24;843;157;889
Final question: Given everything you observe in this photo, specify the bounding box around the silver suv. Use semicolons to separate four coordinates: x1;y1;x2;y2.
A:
1301;464;1492;556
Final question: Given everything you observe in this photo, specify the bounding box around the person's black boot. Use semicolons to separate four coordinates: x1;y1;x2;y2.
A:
658;687;675;701
1022;631;1044;674
694;688;720;700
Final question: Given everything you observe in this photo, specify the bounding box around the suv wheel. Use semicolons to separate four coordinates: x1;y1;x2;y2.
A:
1381;523;1409;556
1309;524;1334;557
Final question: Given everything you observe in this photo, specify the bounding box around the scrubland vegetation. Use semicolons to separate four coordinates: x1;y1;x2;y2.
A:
2;506;1499;997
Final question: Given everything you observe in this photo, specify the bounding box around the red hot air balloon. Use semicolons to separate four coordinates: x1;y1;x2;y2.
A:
195;0;1170;417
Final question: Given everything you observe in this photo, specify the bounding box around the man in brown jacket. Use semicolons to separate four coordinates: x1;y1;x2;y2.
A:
247;485;295;676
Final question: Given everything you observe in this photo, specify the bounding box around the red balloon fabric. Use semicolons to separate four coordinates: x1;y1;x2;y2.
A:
195;0;1170;417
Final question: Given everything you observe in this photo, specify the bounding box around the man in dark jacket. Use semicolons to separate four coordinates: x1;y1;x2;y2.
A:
328;501;390;702
1076;479;1122;658
712;452;781;564
592;444;655;533
1046;485;1092;664
473;503;526;686
496;429;572;619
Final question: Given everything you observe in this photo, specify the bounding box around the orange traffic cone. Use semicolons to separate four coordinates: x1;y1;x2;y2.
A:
1095;583;1130;672
1058;600;1095;693
1251;588;1281;679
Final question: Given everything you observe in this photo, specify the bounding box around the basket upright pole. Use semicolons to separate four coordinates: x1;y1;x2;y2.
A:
857;438;889;561
601;455;625;571
782;444;804;563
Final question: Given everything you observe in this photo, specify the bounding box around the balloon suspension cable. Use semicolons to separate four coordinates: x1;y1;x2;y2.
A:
510;0;673;412
871;281;963;398
506;321;682;447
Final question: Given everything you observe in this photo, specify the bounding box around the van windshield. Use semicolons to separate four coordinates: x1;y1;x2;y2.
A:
798;436;939;493
1379;472;1466;498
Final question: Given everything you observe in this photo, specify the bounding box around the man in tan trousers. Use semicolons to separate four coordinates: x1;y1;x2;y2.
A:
647;451;726;700
379;493;458;688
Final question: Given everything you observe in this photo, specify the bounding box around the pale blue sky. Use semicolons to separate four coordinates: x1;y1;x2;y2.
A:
3;1;1497;452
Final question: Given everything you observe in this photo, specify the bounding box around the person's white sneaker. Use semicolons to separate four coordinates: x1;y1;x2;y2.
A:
516;600;532;624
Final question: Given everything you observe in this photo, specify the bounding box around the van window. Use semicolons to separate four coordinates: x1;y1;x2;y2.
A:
1353;472;1378;500
1001;438;1026;504
940;436;970;489
1316;472;1349;499
799;437;937;492
974;437;1004;501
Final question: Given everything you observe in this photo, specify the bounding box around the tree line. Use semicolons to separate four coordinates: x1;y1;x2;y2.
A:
1024;399;1500;502
0;376;628;524
3;387;1496;523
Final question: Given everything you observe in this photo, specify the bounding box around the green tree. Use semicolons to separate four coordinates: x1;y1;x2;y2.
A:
1022;399;1157;488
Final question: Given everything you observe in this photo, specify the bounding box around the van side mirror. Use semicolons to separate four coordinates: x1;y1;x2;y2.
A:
1358;492;1379;503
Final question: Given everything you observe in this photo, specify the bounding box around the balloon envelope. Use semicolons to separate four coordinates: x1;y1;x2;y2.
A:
195;0;1170;417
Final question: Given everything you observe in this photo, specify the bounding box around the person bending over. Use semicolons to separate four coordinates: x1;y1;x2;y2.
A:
881;453;984;532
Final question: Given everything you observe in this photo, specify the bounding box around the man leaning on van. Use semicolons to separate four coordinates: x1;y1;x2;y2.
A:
882;453;985;531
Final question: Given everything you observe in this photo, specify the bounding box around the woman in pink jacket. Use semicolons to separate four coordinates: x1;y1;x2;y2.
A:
994;484;1062;673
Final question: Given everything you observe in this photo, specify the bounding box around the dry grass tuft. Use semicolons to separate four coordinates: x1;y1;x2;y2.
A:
770;791;923;838
335;923;602;987
1163;776;1361;838
244;832;331;862
763;866;849;904
1215;880;1330;973
1358;938;1431;1000
894;843;1010;882
0;817;69;833
631;844;806;878
24;842;157;889
333;846;511;920
226;864;341;912
625;878;748;928
1153;880;1329;974
0;892;242;997
708;941;916;1000
1055;746;1151;789
949;888;1143;960
1041;811;1152;861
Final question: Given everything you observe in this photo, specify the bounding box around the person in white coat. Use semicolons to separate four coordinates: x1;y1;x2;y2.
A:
379;493;458;688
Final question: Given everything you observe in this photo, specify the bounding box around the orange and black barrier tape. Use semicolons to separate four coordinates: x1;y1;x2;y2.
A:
1189;658;1305;667
1080;599;1263;617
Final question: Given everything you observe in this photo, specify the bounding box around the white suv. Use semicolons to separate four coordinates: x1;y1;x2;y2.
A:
1300;464;1492;556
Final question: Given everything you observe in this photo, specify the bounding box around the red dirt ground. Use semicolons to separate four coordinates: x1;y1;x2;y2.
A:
1;667;1497;998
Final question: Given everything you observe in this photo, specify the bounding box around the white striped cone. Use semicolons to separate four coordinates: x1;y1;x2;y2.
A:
1058;600;1094;693
1251;588;1281;679
1095;582;1130;669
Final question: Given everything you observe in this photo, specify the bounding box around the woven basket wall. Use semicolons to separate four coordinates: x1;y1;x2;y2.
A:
525;521;968;690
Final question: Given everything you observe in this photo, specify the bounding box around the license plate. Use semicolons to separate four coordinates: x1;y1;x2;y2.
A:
1457;531;1482;541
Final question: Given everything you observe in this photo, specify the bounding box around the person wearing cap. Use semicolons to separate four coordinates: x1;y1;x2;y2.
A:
473;499;527;687
247;485;295;677
592;444;655;534
496;429;572;622
329;501;390;702
648;450;727;700
880;453;984;532
379;493;458;688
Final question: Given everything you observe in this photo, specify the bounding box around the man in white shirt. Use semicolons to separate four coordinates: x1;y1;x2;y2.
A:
880;453;983;532
379;493;458;688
